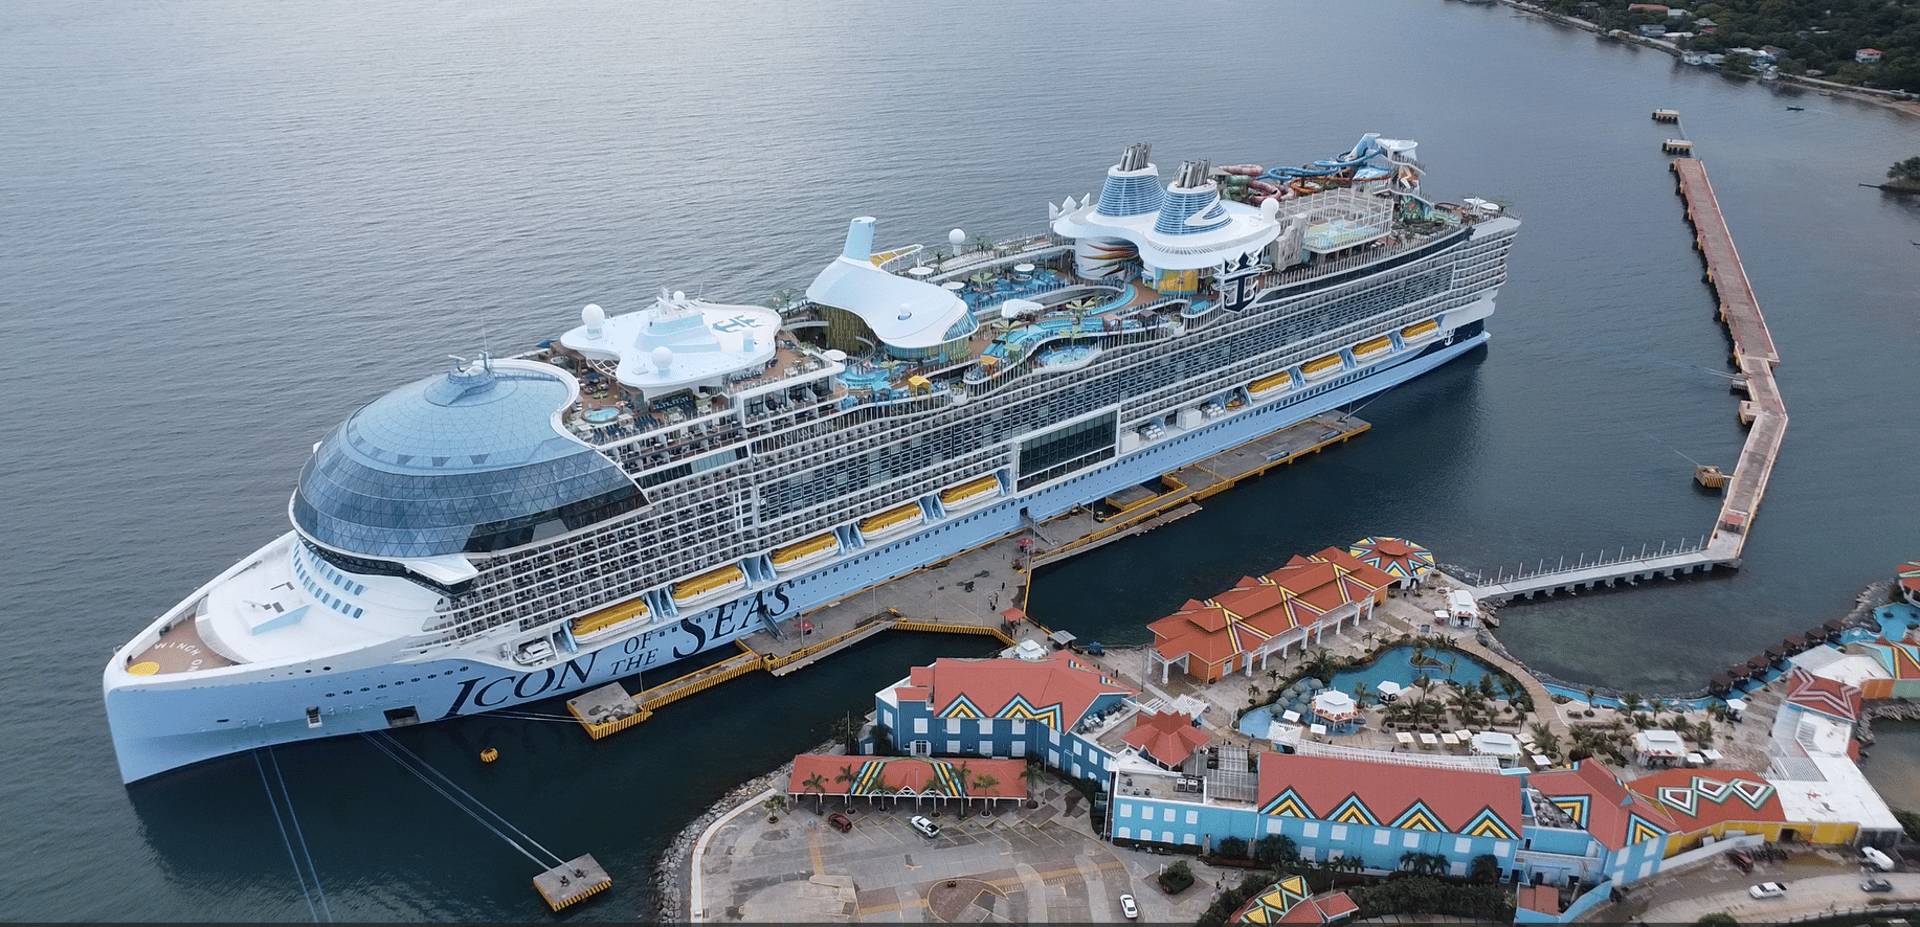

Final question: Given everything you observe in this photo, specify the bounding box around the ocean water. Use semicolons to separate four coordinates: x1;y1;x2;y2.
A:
2;0;1918;920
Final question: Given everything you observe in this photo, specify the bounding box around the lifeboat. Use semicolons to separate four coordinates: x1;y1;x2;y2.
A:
670;564;747;607
1300;353;1344;383
939;475;1001;513
570;595;651;641
859;503;925;542
771;534;840;574
1248;370;1293;400
1399;319;1440;346
1350;335;1393;366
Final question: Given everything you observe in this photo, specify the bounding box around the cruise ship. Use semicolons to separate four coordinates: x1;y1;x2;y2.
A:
104;135;1519;783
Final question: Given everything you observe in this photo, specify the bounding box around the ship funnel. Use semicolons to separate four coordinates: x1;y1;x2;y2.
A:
842;216;876;262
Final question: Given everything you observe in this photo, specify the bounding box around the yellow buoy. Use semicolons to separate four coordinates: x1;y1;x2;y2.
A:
481;747;499;763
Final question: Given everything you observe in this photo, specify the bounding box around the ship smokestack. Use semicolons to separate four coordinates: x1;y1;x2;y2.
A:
842;216;876;262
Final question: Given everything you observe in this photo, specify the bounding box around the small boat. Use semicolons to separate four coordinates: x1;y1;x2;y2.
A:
570;596;651;640
1300;354;1344;383
939;475;1002;513
1786;105;1804;111
1248;370;1293;399
671;564;747;606
1399;319;1441;346
771;534;841;574
1350;335;1393;366
859;503;925;541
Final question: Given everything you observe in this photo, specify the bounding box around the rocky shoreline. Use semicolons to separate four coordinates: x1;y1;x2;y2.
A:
648;745;833;923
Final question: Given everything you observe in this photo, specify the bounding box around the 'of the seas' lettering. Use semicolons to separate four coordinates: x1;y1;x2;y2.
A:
439;581;796;719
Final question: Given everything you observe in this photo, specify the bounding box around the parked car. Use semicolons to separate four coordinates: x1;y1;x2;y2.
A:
1749;882;1788;899
1863;846;1897;871
827;812;853;834
1119;893;1138;920
910;814;941;838
1862;878;1894;893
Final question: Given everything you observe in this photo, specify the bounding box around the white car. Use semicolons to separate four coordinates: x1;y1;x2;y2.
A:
1119;893;1138;919
910;814;941;838
1749;881;1788;899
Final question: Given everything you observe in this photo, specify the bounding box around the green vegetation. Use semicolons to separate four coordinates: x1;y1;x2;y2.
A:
1889;156;1920;190
1893;807;1920;842
1158;858;1196;894
1350;874;1516;921
1530;0;1920;93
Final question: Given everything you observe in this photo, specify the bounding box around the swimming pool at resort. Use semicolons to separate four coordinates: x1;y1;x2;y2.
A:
1235;645;1509;740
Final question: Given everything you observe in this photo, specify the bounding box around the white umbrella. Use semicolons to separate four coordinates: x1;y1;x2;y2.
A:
1312;690;1358;723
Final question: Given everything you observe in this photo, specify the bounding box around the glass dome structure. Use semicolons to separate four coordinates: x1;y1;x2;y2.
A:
290;359;642;559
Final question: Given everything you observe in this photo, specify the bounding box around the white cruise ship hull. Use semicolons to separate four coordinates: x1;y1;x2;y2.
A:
105;327;1488;783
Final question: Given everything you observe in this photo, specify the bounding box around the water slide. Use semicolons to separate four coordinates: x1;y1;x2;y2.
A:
1256;133;1415;184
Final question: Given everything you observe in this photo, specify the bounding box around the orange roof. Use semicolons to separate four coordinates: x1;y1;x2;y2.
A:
898;652;1133;729
1784;665;1861;722
788;754;1028;799
1630;769;1785;830
1148;546;1388;671
1257;752;1522;838
1517;884;1561;914
1527;759;1675;849
1122;711;1211;767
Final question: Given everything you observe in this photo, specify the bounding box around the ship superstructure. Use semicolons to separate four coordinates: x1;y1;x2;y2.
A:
105;136;1519;783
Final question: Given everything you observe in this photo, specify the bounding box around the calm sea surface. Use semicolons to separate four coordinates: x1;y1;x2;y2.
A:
3;0;1918;920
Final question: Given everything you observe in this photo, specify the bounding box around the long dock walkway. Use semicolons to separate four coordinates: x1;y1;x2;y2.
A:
1472;157;1787;603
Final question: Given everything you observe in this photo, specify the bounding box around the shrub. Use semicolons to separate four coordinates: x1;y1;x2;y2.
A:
1158;858;1195;894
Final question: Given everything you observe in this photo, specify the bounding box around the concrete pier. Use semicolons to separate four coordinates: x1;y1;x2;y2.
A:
1471;157;1786;604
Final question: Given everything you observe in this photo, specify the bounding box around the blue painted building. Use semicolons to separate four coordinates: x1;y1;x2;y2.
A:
868;651;1134;784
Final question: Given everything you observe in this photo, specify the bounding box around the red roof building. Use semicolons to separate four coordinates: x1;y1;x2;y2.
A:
1147;546;1391;683
1256;752;1523;841
1629;768;1788;849
1528;760;1675;851
788;754;1028;807
1121;710;1211;768
1229;874;1357;923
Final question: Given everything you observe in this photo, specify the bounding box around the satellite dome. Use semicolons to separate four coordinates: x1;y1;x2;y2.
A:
948;228;966;246
581;303;606;337
652;346;674;372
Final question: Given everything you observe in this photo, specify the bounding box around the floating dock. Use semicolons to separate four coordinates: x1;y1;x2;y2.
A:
1472;157;1786;603
533;854;611;911
1652;108;1681;123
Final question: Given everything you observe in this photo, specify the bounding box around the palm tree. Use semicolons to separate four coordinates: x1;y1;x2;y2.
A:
971;233;994;254
1620;692;1645;716
973;773;1000;813
802;772;829;813
968;270;997;290
835;764;858;810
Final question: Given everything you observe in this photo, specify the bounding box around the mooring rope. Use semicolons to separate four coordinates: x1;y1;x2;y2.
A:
254;749;324;922
362;733;563;869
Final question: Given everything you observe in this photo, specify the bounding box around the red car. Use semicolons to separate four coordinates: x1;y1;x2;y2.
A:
827;813;853;833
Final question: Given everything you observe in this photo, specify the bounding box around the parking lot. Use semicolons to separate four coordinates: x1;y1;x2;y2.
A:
692;780;1243;923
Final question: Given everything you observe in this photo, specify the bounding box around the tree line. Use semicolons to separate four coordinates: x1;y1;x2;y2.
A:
1527;0;1920;93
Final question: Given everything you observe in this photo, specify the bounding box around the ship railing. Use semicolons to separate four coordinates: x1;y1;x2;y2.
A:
932;235;1070;275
